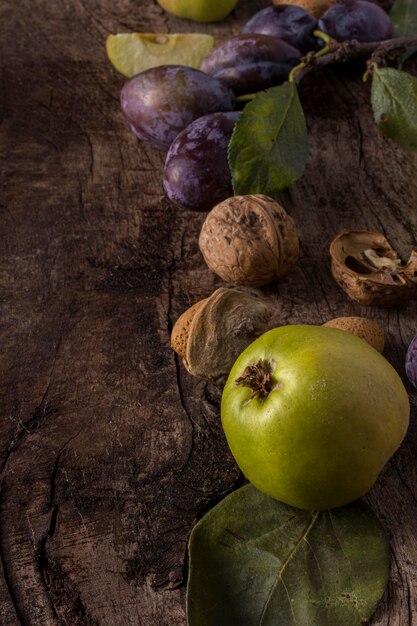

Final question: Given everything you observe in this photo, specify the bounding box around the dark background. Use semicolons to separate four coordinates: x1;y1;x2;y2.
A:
1;0;416;623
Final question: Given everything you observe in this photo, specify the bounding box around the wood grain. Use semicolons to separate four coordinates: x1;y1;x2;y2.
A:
1;0;416;624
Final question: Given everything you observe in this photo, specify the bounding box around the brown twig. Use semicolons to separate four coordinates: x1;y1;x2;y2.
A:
291;35;417;84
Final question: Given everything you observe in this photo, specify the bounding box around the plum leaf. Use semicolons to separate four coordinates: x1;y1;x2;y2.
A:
371;66;417;150
187;485;389;626
390;0;417;64
228;82;308;196
390;0;417;37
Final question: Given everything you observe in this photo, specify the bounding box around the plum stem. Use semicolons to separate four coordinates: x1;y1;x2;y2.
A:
314;29;334;47
235;93;258;103
289;43;334;83
237;34;417;101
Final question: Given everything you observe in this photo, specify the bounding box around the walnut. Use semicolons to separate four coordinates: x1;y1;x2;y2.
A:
322;317;385;353
330;230;417;306
198;195;299;287
170;287;273;379
272;0;337;18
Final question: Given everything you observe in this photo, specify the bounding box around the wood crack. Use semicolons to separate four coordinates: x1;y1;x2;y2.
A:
175;355;196;477
37;426;90;623
394;462;417;509
1;329;65;476
0;529;25;626
1;402;58;476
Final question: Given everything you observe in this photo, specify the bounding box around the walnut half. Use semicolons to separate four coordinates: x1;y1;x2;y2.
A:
330;231;417;306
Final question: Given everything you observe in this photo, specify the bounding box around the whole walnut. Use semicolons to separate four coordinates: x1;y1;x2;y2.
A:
199;194;299;287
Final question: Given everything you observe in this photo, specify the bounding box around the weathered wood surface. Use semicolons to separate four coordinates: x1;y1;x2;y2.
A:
1;0;417;624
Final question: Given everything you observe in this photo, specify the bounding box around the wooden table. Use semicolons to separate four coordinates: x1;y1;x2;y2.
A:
1;0;416;623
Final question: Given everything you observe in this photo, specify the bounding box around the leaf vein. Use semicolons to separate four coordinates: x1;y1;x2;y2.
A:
268;86;294;151
258;510;320;625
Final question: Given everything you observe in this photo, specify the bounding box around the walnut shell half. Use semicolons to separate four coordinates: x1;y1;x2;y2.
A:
330;231;417;306
199;195;299;288
171;287;272;379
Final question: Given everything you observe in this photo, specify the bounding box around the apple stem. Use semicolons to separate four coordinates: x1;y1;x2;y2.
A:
235;358;282;401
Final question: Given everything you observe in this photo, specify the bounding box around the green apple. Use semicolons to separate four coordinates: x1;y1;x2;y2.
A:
221;325;409;510
106;33;214;77
156;0;239;23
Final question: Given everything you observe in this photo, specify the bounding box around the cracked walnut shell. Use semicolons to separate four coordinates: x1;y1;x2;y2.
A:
330;231;417;306
199;195;299;287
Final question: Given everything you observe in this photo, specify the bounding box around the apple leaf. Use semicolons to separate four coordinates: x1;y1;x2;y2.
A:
228;82;308;196
187;485;389;626
371;66;417;150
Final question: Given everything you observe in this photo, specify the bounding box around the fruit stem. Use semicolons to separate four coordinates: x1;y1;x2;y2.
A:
236;93;257;103
362;60;376;83
289;45;332;83
288;61;307;84
238;35;417;94
235;358;282;401
313;29;334;47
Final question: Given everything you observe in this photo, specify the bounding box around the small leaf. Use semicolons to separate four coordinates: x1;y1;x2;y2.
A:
228;83;308;196
187;485;390;626
390;0;417;36
390;0;417;64
398;46;417;67
371;66;417;150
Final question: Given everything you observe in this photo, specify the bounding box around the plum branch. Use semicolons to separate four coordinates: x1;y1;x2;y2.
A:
236;34;417;102
289;33;417;84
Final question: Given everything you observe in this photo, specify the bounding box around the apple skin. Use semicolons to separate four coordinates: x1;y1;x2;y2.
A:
221;325;409;510
156;0;239;23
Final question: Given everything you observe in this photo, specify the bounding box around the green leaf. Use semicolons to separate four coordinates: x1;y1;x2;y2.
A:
228;83;308;196
390;0;417;63
398;46;417;66
371;66;417;150
187;485;390;626
390;0;417;36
